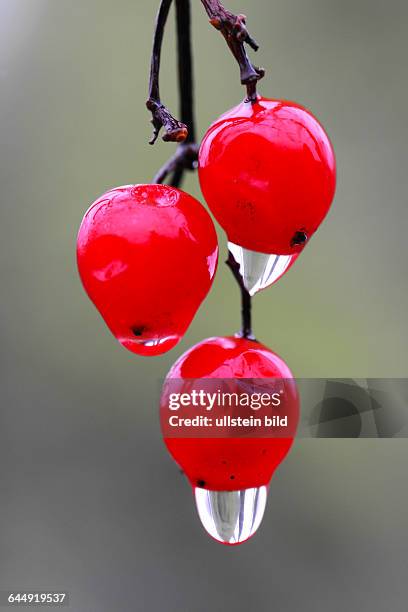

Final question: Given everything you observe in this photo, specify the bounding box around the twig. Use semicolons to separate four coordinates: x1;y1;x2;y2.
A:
146;0;188;145
226;251;255;340
200;0;264;101
175;0;195;145
148;0;198;186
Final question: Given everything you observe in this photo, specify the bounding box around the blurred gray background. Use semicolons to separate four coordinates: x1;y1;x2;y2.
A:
1;0;407;610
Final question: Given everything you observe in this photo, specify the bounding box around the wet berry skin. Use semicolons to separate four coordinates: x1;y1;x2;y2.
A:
162;336;299;490
198;96;336;255
77;184;218;356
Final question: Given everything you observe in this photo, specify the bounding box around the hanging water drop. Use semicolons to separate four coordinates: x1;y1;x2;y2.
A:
228;242;298;296
194;486;268;545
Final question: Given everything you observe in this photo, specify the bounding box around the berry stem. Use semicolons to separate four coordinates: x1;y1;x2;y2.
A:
148;0;198;187
146;0;188;145
226;251;255;340
175;0;195;145
200;0;264;101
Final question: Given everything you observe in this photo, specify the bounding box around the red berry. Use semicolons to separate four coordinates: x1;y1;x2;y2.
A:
162;336;299;491
77;184;218;356
198;97;336;255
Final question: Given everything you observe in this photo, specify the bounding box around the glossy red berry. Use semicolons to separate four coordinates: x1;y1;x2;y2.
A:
77;184;218;356
198;96;336;255
162;336;299;491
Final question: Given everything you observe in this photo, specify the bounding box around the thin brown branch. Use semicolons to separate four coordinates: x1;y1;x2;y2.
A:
226;251;256;340
148;0;197;187
146;0;188;144
175;0;195;144
200;0;264;101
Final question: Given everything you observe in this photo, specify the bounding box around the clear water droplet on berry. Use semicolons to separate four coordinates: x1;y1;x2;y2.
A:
194;486;267;545
228;242;297;296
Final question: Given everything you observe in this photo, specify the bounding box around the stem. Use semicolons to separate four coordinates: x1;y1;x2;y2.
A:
226;251;255;340
200;0;264;101
149;0;199;186
146;0;188;144
175;0;195;144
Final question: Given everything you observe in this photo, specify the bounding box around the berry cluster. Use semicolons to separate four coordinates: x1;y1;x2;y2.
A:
77;97;335;355
77;93;335;544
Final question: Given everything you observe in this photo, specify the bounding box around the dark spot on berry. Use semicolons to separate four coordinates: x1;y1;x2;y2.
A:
236;200;256;219
262;449;267;455
197;480;206;487
230;475;235;480
221;460;227;465
131;325;146;337
291;230;308;247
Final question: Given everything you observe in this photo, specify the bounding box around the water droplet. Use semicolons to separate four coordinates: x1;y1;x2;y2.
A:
194;486;268;545
228;242;298;296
